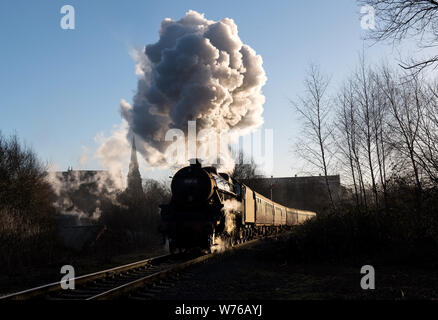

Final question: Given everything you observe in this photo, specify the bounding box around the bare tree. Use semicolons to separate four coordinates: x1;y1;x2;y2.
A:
293;65;336;209
416;80;438;183
379;67;424;195
336;80;376;210
0;133;54;219
352;58;380;206
360;0;438;72
231;152;268;193
0;132;56;271
347;84;370;210
336;61;393;211
371;72;391;207
337;85;361;208
231;152;259;181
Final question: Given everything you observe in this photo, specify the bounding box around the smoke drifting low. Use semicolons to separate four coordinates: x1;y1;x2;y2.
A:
99;10;267;173
47;170;121;223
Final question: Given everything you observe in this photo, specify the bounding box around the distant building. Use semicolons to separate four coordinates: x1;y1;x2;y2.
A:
53;169;116;189
242;175;342;213
50;170;114;251
51;136;146;221
51;139;147;250
50;169;118;221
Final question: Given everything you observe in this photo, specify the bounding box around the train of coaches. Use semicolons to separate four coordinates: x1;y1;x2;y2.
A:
160;160;316;252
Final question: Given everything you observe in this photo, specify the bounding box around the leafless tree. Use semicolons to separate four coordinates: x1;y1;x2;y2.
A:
292;65;336;209
231;152;268;193
0;133;54;219
352;58;380;206
416;80;438;183
231;152;259;181
336;81;373;210
293;61;438;213
379;67;424;195
337;85;362;208
0;132;56;271
360;0;438;72
335;60;394;211
370;73;391;206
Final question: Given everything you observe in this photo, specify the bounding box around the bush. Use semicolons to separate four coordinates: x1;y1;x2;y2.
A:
97;179;170;255
288;184;438;264
0;133;57;272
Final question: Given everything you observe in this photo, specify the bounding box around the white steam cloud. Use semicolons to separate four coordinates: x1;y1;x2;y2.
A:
98;10;267;173
222;199;242;234
94;121;130;190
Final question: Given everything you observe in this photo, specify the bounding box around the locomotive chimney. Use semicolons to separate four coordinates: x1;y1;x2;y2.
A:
189;158;202;168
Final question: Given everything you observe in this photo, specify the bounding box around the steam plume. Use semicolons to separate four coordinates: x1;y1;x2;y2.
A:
107;10;266;172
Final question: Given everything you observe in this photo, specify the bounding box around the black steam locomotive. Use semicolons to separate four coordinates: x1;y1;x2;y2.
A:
160;160;316;253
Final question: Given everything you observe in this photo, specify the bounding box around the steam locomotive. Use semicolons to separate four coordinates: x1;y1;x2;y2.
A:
160;160;316;253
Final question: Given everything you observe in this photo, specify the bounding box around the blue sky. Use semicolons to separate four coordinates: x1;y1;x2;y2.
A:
0;1;415;180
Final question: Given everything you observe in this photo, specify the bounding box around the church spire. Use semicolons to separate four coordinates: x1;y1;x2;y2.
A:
127;135;143;195
129;136;139;173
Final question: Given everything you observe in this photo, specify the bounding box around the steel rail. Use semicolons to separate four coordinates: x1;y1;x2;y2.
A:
88;236;269;300
0;233;287;300
0;253;171;300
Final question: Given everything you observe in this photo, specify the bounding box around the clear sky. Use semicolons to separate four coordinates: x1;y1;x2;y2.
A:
0;0;416;181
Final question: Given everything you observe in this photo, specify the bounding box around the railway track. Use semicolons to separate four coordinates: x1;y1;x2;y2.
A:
0;235;276;300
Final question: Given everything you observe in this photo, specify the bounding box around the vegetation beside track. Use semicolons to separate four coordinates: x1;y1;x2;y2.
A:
149;237;438;300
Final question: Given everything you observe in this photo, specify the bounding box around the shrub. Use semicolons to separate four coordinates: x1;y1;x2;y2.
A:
0;133;57;272
97;179;170;254
288;184;438;264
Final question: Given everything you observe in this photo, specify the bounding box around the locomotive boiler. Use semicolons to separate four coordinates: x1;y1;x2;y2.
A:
160;160;316;253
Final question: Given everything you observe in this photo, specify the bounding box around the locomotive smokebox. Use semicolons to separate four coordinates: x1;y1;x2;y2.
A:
171;161;215;204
